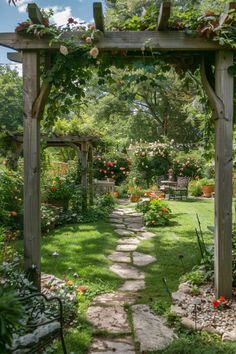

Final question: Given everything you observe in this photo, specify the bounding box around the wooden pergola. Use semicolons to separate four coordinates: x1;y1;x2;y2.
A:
10;134;98;209
1;1;235;297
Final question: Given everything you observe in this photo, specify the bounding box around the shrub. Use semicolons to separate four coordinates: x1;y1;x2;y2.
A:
43;175;73;202
94;152;130;184
188;180;202;197
137;198;171;227
0;289;23;353
0;170;23;232
172;152;203;178
96;193;116;211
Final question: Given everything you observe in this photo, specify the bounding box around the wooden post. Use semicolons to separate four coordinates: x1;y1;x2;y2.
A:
81;142;89;211
88;146;94;206
214;50;234;298
23;51;41;290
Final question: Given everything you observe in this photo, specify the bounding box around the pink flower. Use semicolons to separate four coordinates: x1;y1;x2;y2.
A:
89;47;99;58
85;37;92;44
120;167;125;171
60;45;68;56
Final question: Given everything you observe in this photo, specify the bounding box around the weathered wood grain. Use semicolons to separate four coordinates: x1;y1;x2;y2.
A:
157;1;171;31
88;146;94;206
0;31;224;51
7;51;22;63
28;3;44;25
93;2;105;32
214;50;233;298
23;51;41;290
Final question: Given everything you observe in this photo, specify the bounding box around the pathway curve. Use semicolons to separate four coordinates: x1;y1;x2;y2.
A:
87;201;175;353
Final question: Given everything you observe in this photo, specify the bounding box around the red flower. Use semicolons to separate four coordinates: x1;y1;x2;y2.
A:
68;17;78;24
213;300;219;308
219;296;226;303
162;207;168;212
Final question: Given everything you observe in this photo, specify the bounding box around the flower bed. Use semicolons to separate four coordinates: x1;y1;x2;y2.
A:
171;282;236;341
136;197;172;226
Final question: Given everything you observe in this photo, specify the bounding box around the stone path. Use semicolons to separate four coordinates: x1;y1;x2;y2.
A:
87;202;174;353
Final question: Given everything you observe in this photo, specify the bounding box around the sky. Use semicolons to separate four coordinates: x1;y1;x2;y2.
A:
0;0;105;66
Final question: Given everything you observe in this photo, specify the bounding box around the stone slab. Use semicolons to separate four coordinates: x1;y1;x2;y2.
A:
133;252;156;266
89;337;135;354
124;217;143;224
116;244;138;252
125;223;144;230
111;223;126;229
87;305;130;333
132;304;175;351
108;251;131;263
119;280;145;292
110;263;145;280
92;292;136;306
109;218;123;224
115;229;134;236
137;231;156;239
117;238;140;245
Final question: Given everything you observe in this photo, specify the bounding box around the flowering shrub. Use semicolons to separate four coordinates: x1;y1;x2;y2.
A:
131;140;173;186
136;198;172;227
44;175;73;202
172;153;203;178
94;153;130;184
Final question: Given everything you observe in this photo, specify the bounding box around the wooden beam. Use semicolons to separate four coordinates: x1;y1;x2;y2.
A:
23;51;41;290
93;2;105;33
0;31;224;51
88;146;94;206
214;50;233;299
7;52;22;63
200;58;224;120
27;3;44;25
157;1;171;31
32;82;51;120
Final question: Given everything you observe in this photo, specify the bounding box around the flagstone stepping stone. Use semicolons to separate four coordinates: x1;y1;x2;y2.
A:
125;223;144;230
127;227;145;233
108;251;131;263
92;292;136;306
109;218;124;224
124;218;143;224
117;238;140;245
133;252;156;266
110;264;145;280
119;280;145;292
138;231;156;239
132;304;175;351
115;229;134;236
116;244;138;252
87;305;130;333
111;223;126;229
89;337;135;354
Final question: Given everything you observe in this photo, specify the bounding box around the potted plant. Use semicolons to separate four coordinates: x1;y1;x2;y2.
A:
128;183;142;202
200;178;215;198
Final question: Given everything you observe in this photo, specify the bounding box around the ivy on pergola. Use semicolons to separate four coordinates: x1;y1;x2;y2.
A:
1;1;235;298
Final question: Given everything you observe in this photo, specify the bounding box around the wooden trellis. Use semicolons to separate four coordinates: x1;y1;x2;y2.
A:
1;2;234;297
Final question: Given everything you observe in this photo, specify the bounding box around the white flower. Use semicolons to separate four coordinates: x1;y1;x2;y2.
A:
60;45;69;56
89;47;99;58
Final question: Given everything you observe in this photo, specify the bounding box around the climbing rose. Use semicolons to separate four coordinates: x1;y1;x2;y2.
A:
85;37;92;44
89;47;99;58
60;45;69;56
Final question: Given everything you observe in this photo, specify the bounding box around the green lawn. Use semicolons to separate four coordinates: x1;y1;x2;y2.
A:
13;199;236;353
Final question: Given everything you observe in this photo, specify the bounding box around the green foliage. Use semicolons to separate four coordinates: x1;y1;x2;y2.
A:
0;170;23;231
94;152;130;184
137;198;172;227
0;289;23;353
181;269;205;286
44;175;74;202
172;152;203;178
0;66;23;132
95;193;116;212
188;179;203;197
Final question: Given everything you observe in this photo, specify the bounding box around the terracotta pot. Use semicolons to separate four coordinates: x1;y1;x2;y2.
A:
130;194;140;203
201;185;214;198
113;191;119;198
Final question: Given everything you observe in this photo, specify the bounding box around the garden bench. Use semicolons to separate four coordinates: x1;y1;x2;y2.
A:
10;292;67;354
